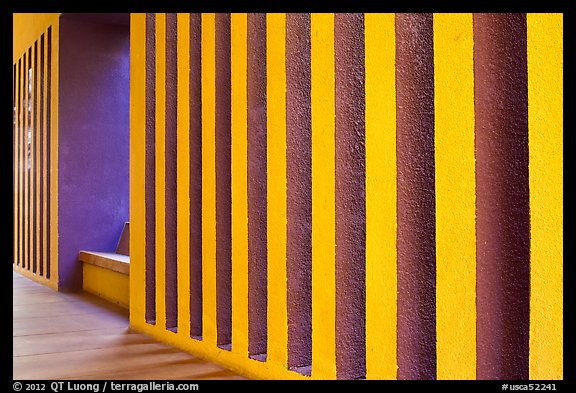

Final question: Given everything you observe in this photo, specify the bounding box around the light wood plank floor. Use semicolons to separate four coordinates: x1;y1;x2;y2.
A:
13;272;246;380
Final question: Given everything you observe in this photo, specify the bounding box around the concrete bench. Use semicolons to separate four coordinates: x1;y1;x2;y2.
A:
78;222;130;308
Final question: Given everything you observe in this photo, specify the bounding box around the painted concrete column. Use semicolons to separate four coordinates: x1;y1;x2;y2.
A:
474;13;530;380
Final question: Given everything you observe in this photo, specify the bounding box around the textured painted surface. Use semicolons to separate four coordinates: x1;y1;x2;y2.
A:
215;13;232;347
433;13;476;380
24;49;29;272
13;62;17;270
527;13;563;380
130;11;147;337
189;13;203;338
365;13;397;380
48;24;56;283
395;13;437;380
154;13;168;332
474;13;530;380
246;13;268;359
176;12;192;341
231;13;250;357
32;42;38;274
83;263;130;309
39;33;45;275
58;16;130;291
13;13;60;62
266;12;288;368
285;13;312;371
201;12;217;347
126;12;563;381
334;13;366;380
310;13;336;380
14;15;58;288
145;13;156;323
164;13;178;331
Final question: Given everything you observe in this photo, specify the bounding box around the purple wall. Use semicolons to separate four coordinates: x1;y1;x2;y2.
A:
58;16;130;290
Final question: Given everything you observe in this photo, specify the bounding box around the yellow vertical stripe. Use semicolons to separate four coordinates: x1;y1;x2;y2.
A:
13;63;17;263
266;12;288;368
177;13;192;337
433;13;476;380
24;51;29;270
527;13;563;380
130;13;147;324
202;13;217;346
311;13;336;380
18;58;23;267
50;20;59;285
42;31;48;278
13;60;17;263
155;13;167;330
29;48;34;272
365;13;397;380
31;45;36;273
231;13;249;358
36;42;41;274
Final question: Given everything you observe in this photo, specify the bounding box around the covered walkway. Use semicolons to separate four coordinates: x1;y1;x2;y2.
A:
13;272;245;380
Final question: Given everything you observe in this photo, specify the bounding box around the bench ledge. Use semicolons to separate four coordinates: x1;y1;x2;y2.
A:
78;251;130;275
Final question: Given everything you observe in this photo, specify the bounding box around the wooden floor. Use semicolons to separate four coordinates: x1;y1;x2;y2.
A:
13;272;246;380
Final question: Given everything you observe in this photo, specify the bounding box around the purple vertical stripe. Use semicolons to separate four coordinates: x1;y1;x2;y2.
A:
145;13;157;324
474;13;530;380
395;13;437;380
215;13;232;348
285;13;312;371
39;34;45;277
32;41;38;274
334;13;367;380
165;13;178;331
46;28;51;279
189;13;203;339
247;13;268;359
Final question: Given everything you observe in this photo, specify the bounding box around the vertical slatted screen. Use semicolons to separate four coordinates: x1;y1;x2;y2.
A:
130;13;563;380
13;27;54;285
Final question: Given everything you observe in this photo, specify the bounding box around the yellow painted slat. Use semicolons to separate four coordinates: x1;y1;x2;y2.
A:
527;13;563;380
50;21;59;285
35;42;41;275
31;45;36;273
24;50;29;271
266;12;288;368
13;63;17;264
201;13;217;346
231;12;249;357
129;13;147;325
310;13;336;380
433;13;476;380
42;32;48;278
176;12;192;338
155;12;167;330
33;42;42;275
365;13;397;380
18;58;23;267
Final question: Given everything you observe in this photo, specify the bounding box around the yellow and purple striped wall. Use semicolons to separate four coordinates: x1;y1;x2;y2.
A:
130;12;562;380
13;13;131;291
13;15;59;289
